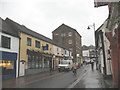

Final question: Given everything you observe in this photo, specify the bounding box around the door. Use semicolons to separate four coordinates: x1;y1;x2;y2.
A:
19;61;25;76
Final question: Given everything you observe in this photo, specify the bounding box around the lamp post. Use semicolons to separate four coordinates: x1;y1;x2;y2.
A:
87;23;98;70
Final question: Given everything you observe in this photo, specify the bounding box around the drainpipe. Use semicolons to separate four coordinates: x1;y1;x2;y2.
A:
18;34;21;77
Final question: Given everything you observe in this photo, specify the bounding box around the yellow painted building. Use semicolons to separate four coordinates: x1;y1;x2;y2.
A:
20;32;53;69
18;31;54;76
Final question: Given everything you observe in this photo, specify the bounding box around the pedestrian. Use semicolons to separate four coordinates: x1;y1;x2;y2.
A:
84;61;87;72
91;60;94;71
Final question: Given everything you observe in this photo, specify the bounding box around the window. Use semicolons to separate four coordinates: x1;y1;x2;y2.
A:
61;33;64;37
57;48;59;52
43;44;49;50
28;55;32;69
65;50;66;54
1;35;11;49
27;37;31;46
64;33;66;36
35;40;40;48
57;48;59;54
55;33;59;35
68;40;72;44
28;55;43;69
70;48;72;51
68;32;72;36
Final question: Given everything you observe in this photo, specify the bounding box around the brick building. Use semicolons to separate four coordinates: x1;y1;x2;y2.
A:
52;24;82;63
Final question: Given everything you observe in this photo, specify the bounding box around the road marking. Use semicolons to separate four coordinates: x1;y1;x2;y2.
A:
67;66;89;89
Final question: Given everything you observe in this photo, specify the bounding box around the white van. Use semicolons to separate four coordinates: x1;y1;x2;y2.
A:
58;59;73;72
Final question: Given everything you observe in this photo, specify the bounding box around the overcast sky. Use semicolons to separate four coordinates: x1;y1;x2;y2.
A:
0;0;109;46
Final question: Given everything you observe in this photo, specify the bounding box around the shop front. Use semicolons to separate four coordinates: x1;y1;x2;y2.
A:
25;50;53;75
42;53;53;72
0;51;17;80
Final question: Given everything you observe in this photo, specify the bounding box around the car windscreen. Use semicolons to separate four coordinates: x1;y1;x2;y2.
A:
61;61;69;64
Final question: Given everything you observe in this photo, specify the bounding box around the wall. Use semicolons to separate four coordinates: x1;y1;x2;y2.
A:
19;32;53;69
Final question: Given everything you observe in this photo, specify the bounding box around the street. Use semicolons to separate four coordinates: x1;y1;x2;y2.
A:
2;63;113;89
18;65;88;88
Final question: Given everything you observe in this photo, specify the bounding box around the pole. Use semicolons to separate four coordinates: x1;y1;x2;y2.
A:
93;23;98;70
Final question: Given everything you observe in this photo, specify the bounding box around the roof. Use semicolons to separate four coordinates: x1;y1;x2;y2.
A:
95;18;108;32
52;23;82;37
94;1;108;7
5;18;70;51
0;17;19;38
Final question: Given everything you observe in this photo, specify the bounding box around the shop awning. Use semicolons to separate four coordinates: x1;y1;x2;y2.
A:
0;51;17;60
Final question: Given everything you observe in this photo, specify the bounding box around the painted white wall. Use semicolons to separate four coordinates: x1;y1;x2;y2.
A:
103;28;112;75
0;32;19;78
82;50;89;57
97;19;112;75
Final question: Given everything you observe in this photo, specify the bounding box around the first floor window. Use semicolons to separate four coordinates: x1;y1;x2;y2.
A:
35;40;40;48
27;37;31;46
1;35;11;49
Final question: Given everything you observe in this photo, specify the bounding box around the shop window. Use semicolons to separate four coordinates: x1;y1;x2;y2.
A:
31;56;35;68
1;60;14;75
39;56;42;68
27;37;31;46
28;55;32;69
35;56;38;68
44;58;49;68
28;55;43;69
35;40;40;48
1;35;11;49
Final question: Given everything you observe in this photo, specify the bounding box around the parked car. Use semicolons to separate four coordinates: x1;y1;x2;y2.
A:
58;59;73;72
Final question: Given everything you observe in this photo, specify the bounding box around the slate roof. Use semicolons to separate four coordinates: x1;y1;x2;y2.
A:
52;23;82;37
0;17;19;38
5;18;70;51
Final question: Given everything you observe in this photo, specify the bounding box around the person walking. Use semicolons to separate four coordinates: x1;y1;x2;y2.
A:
83;61;87;72
91;60;94;71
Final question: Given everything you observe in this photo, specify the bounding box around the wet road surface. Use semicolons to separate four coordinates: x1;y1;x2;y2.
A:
19;65;89;88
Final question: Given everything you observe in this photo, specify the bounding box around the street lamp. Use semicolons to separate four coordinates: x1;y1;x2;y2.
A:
87;23;98;70
87;23;95;34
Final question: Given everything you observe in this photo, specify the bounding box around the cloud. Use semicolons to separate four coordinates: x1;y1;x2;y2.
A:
0;0;108;46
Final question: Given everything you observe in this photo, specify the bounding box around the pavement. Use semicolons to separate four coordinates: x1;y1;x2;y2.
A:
73;64;113;88
2;70;63;88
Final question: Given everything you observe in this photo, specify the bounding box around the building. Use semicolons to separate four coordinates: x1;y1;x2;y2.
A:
94;1;120;87
5;18;72;77
52;44;72;70
95;19;112;76
52;24;82;64
82;45;96;62
0;18;19;80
